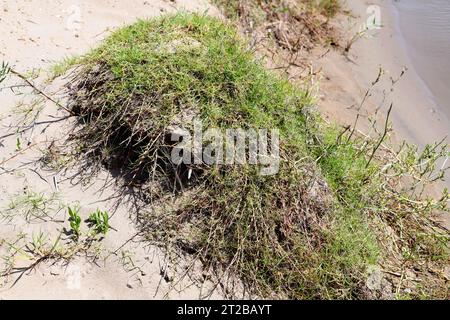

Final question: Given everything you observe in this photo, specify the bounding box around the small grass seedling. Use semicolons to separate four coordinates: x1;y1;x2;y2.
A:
88;209;110;235
68;206;81;238
2;189;60;222
0;61;10;84
15;137;22;151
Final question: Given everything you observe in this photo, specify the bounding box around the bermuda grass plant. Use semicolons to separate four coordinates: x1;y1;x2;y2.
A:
59;13;448;299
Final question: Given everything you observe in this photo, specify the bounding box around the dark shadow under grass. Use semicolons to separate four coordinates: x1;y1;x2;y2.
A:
63;13;448;299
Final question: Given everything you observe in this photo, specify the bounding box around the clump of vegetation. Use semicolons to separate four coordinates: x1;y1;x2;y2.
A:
2;189;62;223
212;0;340;51
64;13;448;299
49;56;79;80
67;206;110;238
88;209;110;235
0;225;106;286
307;0;341;17
0;62;10;84
68;206;82;238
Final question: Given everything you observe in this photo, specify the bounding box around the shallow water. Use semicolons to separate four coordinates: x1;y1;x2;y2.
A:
392;0;450;124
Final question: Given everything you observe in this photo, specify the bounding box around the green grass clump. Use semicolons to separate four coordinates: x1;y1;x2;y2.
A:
2;189;61;223
66;13;448;299
88;209;110;235
49;56;79;80
68;206;82;237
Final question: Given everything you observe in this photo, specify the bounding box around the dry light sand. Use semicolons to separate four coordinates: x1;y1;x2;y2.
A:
314;0;449;227
317;0;449;148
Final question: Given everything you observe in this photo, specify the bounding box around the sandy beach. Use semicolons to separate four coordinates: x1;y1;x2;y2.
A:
393;0;450;124
318;0;449;147
311;0;449;228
